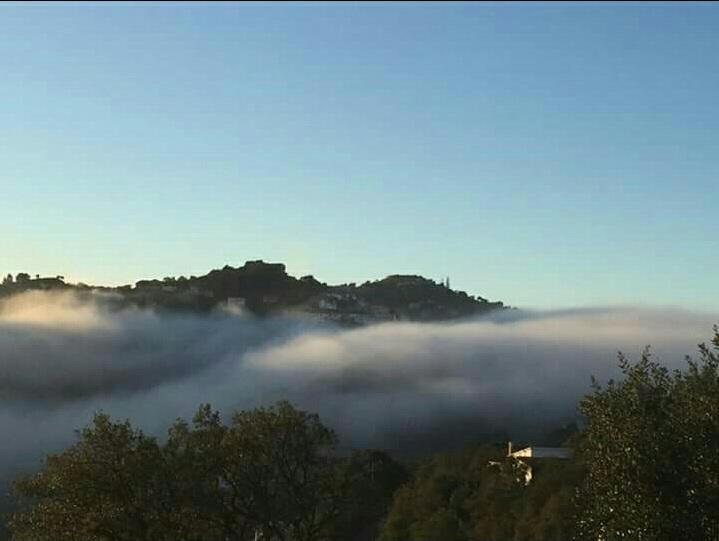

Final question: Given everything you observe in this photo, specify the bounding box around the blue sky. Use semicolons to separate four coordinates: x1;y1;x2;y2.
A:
1;2;717;309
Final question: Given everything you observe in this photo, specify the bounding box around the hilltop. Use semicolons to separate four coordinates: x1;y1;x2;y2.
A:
0;262;505;325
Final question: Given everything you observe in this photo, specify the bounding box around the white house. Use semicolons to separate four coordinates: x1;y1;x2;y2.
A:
506;442;573;484
508;445;573;460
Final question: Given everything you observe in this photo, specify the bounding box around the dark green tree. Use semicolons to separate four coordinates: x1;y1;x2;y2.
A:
331;450;408;541
10;401;354;541
202;400;344;541
575;327;719;540
379;442;581;541
9;413;173;541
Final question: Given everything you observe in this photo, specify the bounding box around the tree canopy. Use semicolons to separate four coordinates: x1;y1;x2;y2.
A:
9;401;403;541
575;327;719;540
379;445;581;541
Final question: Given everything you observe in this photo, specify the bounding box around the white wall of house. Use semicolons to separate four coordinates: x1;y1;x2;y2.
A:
510;447;573;459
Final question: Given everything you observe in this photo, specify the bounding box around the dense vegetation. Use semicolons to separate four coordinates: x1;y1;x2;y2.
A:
5;329;719;540
380;446;581;541
0;262;505;321
356;274;502;321
8;402;406;541
575;327;719;540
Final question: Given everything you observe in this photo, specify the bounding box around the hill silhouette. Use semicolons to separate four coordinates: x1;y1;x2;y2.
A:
0;262;505;324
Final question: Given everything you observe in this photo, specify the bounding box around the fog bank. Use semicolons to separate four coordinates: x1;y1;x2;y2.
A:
0;290;715;477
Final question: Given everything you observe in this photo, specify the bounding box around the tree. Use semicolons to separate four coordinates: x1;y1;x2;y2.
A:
575;327;719;540
15;273;30;284
379;442;581;541
164;401;346;541
10;402;351;541
219;401;344;541
9;413;173;541
1;274;12;286
331;450;408;541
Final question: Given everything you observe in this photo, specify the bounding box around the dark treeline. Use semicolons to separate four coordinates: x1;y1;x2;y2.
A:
0;261;505;321
5;328;719;540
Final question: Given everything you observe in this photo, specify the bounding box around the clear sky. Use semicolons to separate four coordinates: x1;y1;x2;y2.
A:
1;2;717;309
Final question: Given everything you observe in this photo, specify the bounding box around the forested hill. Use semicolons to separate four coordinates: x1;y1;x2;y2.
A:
0;261;506;324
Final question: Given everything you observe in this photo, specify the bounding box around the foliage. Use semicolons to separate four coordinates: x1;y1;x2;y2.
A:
379;445;581;541
331;450;409;541
575;327;719;540
10;414;170;541
9;401;372;541
356;275;503;320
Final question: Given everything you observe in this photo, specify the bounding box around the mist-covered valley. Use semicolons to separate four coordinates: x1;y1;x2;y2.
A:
1;289;715;484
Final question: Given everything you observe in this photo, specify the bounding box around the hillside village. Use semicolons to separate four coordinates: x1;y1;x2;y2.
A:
0;261;506;325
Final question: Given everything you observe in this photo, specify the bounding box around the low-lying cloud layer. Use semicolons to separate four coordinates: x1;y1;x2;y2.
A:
0;290;716;479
